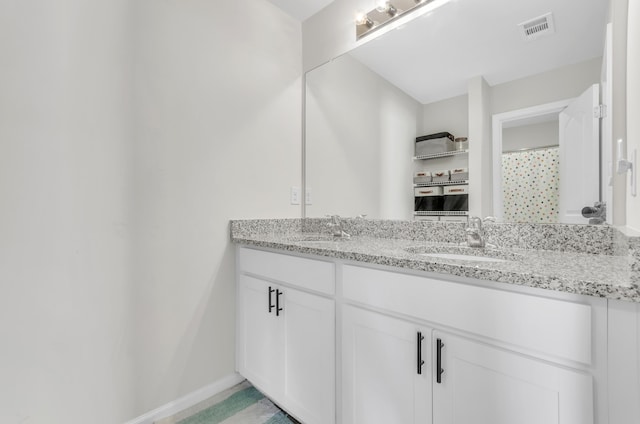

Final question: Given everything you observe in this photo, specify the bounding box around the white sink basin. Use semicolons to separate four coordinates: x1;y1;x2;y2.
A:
284;233;345;243
405;245;522;262
420;253;508;262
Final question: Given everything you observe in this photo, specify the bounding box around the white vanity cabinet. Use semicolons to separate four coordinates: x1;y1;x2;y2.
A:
342;305;432;424
236;247;336;424
236;246;607;424
341;264;604;424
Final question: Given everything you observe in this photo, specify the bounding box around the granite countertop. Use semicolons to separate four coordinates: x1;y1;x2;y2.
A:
231;219;640;303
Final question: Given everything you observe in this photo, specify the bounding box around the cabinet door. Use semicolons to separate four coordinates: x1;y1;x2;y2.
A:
282;287;335;424
432;332;593;424
342;305;431;424
237;275;284;399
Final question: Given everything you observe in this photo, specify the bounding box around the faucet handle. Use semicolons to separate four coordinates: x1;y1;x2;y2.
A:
468;216;482;227
326;214;343;231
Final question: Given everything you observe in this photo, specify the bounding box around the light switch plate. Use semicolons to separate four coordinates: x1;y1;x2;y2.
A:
305;187;312;205
631;149;637;197
290;187;301;205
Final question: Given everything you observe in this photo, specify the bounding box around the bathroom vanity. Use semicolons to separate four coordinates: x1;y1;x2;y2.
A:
232;218;640;424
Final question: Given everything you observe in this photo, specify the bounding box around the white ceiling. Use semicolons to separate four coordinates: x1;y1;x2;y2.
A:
266;0;335;22
349;0;609;104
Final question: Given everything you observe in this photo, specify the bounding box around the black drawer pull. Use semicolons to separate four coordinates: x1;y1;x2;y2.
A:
417;331;425;375
276;289;283;316
268;286;276;313
436;338;445;383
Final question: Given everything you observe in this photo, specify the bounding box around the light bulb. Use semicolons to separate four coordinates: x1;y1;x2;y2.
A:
355;11;374;28
375;1;397;16
375;0;390;12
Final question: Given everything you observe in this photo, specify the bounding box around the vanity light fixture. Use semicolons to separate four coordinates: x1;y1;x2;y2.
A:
356;0;448;39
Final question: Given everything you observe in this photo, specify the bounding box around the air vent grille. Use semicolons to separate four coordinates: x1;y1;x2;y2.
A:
518;12;555;41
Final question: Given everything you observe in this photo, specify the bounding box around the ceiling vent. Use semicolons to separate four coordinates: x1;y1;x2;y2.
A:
518;12;555;41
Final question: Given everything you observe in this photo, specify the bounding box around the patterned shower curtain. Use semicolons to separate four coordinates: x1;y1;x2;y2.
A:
501;147;559;223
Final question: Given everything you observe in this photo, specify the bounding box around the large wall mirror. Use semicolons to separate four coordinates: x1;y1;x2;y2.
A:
305;0;611;224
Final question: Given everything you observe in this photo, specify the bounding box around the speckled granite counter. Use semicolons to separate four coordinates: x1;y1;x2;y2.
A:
230;218;640;303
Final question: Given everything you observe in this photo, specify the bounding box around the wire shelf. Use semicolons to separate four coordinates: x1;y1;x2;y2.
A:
413;211;469;216
414;180;468;187
414;149;468;160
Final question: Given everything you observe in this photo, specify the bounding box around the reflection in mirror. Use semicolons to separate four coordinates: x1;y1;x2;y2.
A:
305;0;610;223
306;54;419;219
492;80;606;225
500;113;561;223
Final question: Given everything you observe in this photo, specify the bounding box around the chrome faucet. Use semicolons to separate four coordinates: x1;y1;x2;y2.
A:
466;216;495;248
327;215;351;238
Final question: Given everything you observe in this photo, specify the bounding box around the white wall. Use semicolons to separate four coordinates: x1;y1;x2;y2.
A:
421;94;469;137
303;0;372;71
626;0;640;231
502;121;559;152
0;0;302;421
0;0;135;422
491;58;602;114
131;0;302;415
306;54;418;219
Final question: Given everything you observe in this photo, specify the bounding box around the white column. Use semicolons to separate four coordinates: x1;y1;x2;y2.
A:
468;76;493;218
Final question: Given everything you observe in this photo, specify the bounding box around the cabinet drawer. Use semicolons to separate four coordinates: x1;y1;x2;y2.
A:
238;247;335;295
343;265;592;365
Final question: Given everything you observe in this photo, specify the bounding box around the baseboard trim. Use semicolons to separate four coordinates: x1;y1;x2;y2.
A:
123;373;245;424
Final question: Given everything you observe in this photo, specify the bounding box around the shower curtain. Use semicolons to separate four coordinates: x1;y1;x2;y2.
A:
501;147;559;223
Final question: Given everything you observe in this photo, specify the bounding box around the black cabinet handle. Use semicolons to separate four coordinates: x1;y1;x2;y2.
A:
276;289;283;316
417;331;425;375
436;338;445;383
268;286;276;313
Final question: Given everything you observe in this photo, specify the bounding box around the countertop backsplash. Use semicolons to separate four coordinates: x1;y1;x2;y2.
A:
230;218;634;256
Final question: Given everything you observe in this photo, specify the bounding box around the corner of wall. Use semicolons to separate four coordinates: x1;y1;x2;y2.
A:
626;0;639;231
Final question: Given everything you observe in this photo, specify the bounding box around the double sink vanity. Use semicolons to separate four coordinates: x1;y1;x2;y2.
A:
232;217;640;424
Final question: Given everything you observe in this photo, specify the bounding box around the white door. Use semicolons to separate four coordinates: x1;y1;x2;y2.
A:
237;275;283;399
282;287;335;424
559;84;600;223
342;305;431;424
432;332;594;424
